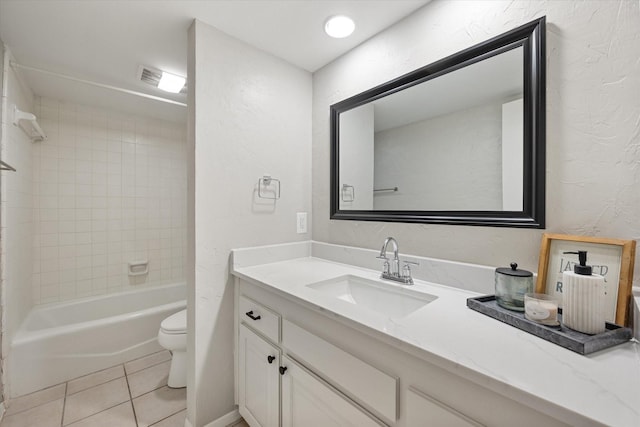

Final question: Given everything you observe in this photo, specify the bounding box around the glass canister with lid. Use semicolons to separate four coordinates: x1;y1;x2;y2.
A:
495;262;534;311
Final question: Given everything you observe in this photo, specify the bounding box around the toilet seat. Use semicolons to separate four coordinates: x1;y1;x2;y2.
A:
161;309;186;334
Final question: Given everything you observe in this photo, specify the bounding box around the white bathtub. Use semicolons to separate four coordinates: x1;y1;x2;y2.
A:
9;282;186;397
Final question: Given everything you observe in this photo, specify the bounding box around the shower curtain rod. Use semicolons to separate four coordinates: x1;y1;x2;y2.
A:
10;62;187;107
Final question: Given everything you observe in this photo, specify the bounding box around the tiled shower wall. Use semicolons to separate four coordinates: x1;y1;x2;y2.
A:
32;97;186;305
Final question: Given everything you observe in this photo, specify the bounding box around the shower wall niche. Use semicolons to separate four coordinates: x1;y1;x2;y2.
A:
32;97;186;304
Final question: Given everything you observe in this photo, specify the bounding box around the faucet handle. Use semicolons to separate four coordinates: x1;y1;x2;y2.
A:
402;260;419;280
377;255;390;274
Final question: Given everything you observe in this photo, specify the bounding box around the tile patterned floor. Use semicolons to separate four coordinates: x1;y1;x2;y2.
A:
0;350;248;427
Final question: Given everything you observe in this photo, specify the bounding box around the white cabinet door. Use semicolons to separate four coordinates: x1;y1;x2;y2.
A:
239;325;280;427
282;319;397;423
406;386;484;427
280;356;382;427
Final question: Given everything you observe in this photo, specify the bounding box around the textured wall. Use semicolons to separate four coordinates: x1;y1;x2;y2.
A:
1;47;35;399
0;40;5;406
188;20;311;426
312;0;640;283
31;97;186;304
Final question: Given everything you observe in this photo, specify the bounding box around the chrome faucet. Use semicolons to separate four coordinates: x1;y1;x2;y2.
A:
377;237;417;285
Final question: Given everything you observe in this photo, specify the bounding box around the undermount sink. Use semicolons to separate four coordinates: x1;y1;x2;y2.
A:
306;275;437;318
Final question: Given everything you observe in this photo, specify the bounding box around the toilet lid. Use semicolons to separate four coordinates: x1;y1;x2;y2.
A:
161;309;187;334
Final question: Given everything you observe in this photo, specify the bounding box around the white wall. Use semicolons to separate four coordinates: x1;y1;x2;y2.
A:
31;97;186;304
188;20;311;426
0;47;35;396
373;101;503;211
312;0;640;280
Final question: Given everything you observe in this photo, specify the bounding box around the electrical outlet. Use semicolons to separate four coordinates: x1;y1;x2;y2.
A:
296;212;308;234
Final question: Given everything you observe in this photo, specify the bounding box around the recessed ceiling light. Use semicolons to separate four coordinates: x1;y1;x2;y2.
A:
324;15;355;38
157;71;186;93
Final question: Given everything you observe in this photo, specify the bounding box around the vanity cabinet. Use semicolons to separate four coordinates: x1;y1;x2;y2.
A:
235;279;569;427
237;295;382;426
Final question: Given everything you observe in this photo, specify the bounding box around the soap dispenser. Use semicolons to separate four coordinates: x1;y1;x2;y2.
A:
562;251;606;334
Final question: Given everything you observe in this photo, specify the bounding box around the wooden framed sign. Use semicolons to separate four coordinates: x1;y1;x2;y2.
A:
535;233;636;326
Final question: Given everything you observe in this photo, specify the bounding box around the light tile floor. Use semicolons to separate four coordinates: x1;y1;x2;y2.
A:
0;350;249;427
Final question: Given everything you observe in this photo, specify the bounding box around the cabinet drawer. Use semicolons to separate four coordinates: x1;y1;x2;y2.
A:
282;320;398;424
239;295;280;343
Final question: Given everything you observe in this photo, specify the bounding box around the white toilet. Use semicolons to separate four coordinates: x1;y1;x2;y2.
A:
158;309;187;388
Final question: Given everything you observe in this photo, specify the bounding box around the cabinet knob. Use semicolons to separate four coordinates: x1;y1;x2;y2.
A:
279;366;288;375
245;310;261;321
267;355;276;364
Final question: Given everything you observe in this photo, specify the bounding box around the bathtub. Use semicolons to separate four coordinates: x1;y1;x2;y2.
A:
9;282;186;397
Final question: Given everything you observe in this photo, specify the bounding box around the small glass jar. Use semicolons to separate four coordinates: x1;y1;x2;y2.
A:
495;262;533;311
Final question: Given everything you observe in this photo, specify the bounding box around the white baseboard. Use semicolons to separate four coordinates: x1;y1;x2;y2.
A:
193;408;240;427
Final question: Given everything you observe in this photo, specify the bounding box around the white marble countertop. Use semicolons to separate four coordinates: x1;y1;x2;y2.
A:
231;244;640;427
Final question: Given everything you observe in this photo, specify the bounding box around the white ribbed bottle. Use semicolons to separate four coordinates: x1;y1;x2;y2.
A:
562;271;606;334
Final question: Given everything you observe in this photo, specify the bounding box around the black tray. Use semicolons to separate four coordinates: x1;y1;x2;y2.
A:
467;295;633;355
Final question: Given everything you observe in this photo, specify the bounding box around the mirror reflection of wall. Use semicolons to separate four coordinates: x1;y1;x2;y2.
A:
339;104;374;210
339;46;524;212
374;100;505;211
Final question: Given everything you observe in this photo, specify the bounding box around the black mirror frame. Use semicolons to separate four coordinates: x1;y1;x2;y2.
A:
330;17;545;228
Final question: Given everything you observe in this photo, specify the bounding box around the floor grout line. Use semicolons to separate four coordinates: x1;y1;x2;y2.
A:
124;351;172;376
147;408;186;427
3;382;67;418
63;367;161;427
123;364;140;427
63;399;130;426
60;382;67;427
65;371;127;398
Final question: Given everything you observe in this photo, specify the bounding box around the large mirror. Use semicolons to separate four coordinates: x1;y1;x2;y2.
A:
330;17;545;228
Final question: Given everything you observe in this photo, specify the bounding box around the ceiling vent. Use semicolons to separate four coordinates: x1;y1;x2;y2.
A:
138;65;187;94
